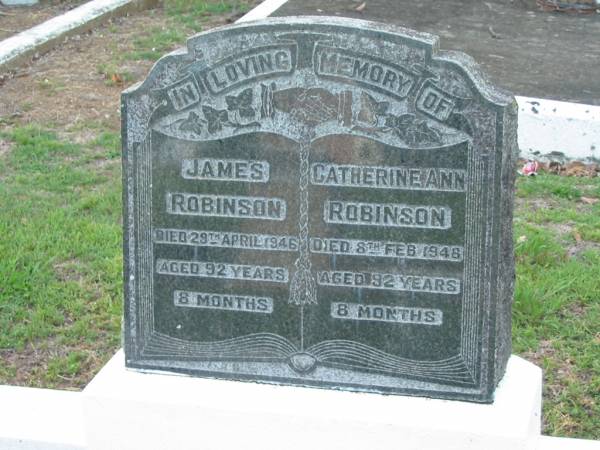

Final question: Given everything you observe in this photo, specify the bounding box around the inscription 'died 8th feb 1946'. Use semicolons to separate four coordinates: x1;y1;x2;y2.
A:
122;17;518;403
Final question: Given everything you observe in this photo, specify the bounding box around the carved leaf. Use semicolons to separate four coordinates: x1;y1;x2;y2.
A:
202;106;229;134
178;111;203;136
358;92;389;126
406;120;442;145
385;113;441;146
225;88;255;119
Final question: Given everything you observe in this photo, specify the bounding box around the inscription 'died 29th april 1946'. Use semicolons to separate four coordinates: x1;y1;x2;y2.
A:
122;17;518;402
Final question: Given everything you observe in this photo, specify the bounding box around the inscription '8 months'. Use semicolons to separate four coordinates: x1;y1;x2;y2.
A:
156;156;465;326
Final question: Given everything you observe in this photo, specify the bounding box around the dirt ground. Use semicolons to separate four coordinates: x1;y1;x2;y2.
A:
0;0;85;40
0;4;252;134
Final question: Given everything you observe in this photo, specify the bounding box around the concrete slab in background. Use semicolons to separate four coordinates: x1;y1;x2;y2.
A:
272;0;600;106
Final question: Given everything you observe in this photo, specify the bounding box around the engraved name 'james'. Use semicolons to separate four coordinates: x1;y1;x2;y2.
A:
182;158;269;182
174;290;273;314
311;163;466;192
324;201;451;229
156;259;288;282
167;193;286;220
331;302;443;325
318;271;461;294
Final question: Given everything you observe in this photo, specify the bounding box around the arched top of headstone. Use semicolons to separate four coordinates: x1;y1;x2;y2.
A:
123;16;514;148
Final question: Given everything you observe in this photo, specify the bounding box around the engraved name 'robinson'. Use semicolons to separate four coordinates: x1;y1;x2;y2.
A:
311;163;466;192
318;271;461;294
167;193;286;220
156;259;288;282
331;302;443;325
324;201;451;229
182;158;269;182
175;290;273;314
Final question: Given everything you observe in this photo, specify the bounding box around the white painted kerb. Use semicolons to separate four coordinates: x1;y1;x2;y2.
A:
0;0;133;69
236;0;291;23
516;96;600;161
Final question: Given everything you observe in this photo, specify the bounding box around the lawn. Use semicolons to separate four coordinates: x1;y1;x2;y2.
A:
0;0;599;440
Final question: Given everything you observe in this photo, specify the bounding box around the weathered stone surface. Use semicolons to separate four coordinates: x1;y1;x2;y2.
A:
122;17;518;402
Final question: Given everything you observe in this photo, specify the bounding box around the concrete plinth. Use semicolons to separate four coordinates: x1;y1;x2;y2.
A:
82;350;542;450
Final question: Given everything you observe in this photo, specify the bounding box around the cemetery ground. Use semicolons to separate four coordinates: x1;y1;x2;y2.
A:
0;0;598;440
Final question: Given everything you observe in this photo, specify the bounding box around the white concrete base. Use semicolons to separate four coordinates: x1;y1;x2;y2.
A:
0;385;85;450
82;350;542;450
537;436;600;450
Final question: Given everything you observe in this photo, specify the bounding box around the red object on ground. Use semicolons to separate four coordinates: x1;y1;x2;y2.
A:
522;160;540;176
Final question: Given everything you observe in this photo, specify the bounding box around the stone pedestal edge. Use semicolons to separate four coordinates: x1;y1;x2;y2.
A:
80;350;542;450
1;350;599;449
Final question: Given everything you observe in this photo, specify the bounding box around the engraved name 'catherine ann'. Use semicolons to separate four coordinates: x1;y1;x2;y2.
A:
174;290;273;314
182;158;269;182
331;302;443;325
311;163;466;192
156;259;288;282
318;271;461;294
325;201;451;229
167;193;286;220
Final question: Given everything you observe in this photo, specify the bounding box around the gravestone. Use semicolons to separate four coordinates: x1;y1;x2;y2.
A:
122;17;518;403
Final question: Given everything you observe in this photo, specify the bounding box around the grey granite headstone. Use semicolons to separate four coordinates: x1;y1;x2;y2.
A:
122;17;518;403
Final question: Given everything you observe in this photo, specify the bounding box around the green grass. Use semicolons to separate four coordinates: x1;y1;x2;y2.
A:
165;0;248;31
129;27;187;61
0;126;122;387
513;174;600;437
126;0;251;61
0;130;598;437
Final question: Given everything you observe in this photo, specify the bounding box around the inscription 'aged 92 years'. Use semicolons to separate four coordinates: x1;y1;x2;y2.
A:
122;17;518;403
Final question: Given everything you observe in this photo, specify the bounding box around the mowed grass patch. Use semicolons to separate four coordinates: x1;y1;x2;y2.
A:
126;0;252;61
0;126;122;388
513;174;600;439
